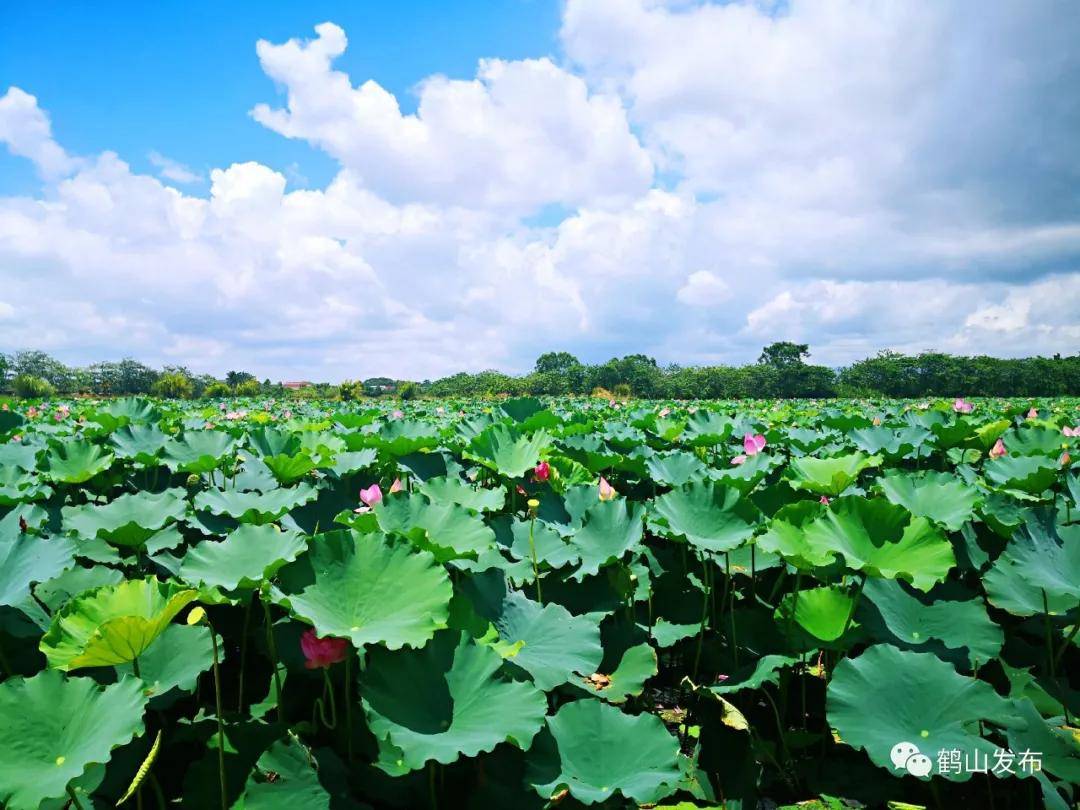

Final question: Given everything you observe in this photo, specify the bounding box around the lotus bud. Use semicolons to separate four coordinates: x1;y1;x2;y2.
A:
186;606;207;626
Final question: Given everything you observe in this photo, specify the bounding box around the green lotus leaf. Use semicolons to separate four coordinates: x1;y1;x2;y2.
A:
94;396;161;426
0;670;148;810
61;488;188;548
754;501;830;570
241;735;332;809
416;475;506;512
273;530;451;650
848;426;926;457
528;699;681;805
114;623;215;701
650;481;757;554
984;455;1059;494
570;499;646;579
0;526;77;611
575;643;657;704
43;439;114;483
645;451;709;487
499;515;581;569
682;411;735;446
707;653;801;695
1005;427;1070;457
375;491;495;561
1003;698;1080;785
801;497;955;590
361;419;440;456
877;471;979;531
0;441;41;471
110;423;169;463
467;423;551;478
786;452;882;497
262;452;317;483
194;484;318;524
163;430;238;473
181;523;307;591
328;447;378;476
776;585;857;643
827;644;1013;782
0;465;53;506
461;574;602;690
34;564;125;613
359;629;547;770
247;426;301;457
985;512;1080;608
40;577;197;670
860;579;1003;667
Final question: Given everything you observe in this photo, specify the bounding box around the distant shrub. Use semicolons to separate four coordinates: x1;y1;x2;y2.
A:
152;372;193;399
612;383;632;398
339;380;365;401
234;379;261;397
203;382;231;398
12;374;55;399
591;386;614;399
399;381;421;400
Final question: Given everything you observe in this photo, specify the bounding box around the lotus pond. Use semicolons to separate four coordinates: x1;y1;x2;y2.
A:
0;396;1078;809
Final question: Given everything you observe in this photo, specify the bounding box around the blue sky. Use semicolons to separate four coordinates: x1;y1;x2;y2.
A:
1;1;1077;380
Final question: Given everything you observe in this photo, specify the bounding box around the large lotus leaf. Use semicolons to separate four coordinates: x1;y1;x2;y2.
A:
827;644;1014;782
163;430;238;473
848;426;926;457
461;575;602;690
40;577;197;670
501;516;580;569
682;411;735;445
0;465;52;506
110;423;169;463
0;671;148;810
94;396;160;426
359;419;440;456
1004;698;1080;785
62;488;188;548
754;501;830;570
467;423;551;478
651;481;757;554
776;585;857;643
801;497;955;590
181;524;307;591
0;526;77;610
43;439;114;483
645;451;709;487
262;452;317;483
986;513;1080;607
247;426;301;458
786;452;882;497
984;455;1059;494
114;623;215;701
194;484;318;524
1005;426;1070;457
0;441;41;471
707;653;801;695
375;491;495;560
274;530;451;650
416;475;506;513
34;565;125;613
328;448;378;476
860;579;1003;667
877;471;979;531
241;736;332;809
575;643;657;704
359;630;546;770
570;499;646;579
529;699;681;805
984;556;1077;617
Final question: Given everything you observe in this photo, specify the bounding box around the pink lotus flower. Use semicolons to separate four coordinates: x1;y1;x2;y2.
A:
300;629;349;669
730;454;747;466
1063;426;1079;437
989;438;1007;459
953;398;974;414
389;478;403;494
1061;451;1071;466
658;407;671;418
743;433;766;456
534;461;551;482
27;407;38;418
436;406;445;415
283;409;292;420
1027;408;1038;419
598;476;617;501
359;484;383;508
820;496;831;505
391;410;404;419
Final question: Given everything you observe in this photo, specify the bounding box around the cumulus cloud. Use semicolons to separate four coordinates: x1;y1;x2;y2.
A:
148;151;203;185
0;4;1078;380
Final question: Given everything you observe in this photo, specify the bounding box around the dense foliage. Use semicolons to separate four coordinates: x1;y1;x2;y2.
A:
0;395;1078;809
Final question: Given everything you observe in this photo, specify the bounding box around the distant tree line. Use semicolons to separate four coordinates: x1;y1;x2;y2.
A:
1;344;1077;400
426;344;1080;399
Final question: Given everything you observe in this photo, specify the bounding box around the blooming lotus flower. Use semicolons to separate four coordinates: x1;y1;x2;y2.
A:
820;496;831;505
989;438;1007;459
391;409;404;419
730;454;747;466
1063;426;1079;437
300;629;349;669
598;476;617;501
1027;408;1038;419
953;398;974;414
534;461;551;482
389;478;403;494
743;433;766;456
27;406;38;418
359;484;383;508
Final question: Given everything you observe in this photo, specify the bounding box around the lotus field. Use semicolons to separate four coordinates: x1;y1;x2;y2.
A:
1;395;1079;810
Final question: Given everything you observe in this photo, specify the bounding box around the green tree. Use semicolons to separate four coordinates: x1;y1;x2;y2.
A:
235;379;261;396
226;370;256;387
534;352;582;375
758;342;810;368
152;371;194;399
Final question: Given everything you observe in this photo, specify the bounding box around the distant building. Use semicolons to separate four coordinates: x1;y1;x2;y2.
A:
282;381;311;390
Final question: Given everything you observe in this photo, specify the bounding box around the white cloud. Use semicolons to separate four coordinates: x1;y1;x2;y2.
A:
0;87;80;178
677;271;731;307
148;151;203;185
250;22;653;213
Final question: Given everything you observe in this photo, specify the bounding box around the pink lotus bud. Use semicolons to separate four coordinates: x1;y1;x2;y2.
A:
300;629;349;669
658;407;671;418
872;417;881;426
1027;408;1038;419
730;454;747;466
598;476;617;501
820;496;831;505
1061;451;1071;466
953;398;974;414
534;461;551;482
989;438;1007;459
743;433;766;456
389;478;403;494
359;484;383;507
